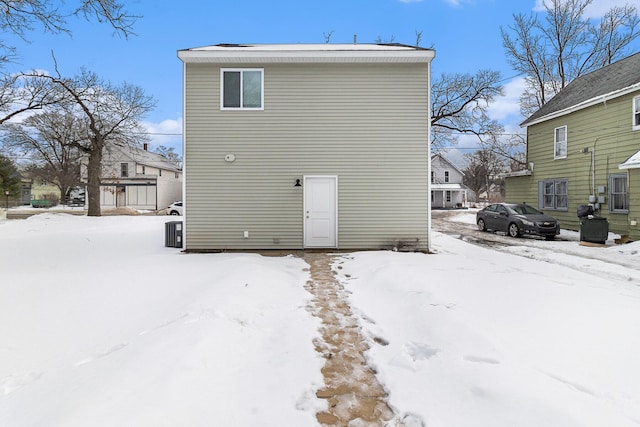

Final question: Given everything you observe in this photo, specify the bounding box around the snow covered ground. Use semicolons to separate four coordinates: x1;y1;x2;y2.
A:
1;211;639;426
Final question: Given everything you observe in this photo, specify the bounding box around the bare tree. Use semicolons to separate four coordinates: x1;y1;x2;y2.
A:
21;68;155;216
501;0;640;116
153;145;181;168
2;109;84;202
478;133;527;170
0;73;64;124
431;70;504;152
0;1;139;123
415;30;423;47
463;149;506;202
0;0;138;45
375;35;396;44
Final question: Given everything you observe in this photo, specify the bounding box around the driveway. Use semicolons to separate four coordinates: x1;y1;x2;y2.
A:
431;208;640;281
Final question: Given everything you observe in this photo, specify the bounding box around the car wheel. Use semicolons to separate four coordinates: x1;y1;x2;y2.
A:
170;211;180;215
508;223;521;238
545;235;555;241
477;218;487;231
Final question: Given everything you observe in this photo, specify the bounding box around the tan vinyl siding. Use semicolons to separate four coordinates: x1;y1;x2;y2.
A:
184;62;430;250
507;90;640;238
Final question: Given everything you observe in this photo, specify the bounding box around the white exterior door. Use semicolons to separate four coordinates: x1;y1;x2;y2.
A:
304;176;338;248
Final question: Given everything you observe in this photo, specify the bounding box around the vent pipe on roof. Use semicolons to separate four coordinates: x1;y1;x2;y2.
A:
353;34;357;44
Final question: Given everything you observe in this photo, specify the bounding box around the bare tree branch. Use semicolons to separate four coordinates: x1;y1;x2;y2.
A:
15;68;155;216
502;0;640;117
431;70;504;151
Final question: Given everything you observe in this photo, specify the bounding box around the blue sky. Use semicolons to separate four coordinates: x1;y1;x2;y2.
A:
3;0;639;162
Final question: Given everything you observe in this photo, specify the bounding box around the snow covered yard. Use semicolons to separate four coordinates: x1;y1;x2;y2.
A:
1;212;640;426
0;214;324;426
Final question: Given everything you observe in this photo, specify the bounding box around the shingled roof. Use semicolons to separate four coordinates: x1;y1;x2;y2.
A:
521;52;640;127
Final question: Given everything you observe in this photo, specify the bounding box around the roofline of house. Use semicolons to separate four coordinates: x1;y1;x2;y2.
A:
431;153;465;175
136;161;182;173
177;43;435;64
521;82;640;128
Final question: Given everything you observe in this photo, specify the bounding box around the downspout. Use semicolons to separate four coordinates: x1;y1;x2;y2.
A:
426;58;433;253
592;131;624;210
180;60;188;250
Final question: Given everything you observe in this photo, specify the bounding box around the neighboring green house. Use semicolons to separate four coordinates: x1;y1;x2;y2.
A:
177;43;435;251
505;52;640;240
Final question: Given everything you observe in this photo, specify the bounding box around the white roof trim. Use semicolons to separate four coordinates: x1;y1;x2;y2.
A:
522;83;640;128
178;44;435;64
431;183;467;190
502;170;532;178
619;150;640;169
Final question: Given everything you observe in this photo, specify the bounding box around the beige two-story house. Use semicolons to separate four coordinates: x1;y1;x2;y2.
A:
177;43;435;251
505;52;640;239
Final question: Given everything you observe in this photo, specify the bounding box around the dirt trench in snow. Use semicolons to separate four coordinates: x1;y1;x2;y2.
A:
303;253;394;426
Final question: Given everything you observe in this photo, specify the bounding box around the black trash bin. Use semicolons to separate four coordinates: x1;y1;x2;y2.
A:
579;216;608;244
165;221;183;248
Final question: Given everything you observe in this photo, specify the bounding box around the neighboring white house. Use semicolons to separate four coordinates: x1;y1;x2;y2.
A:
81;144;182;211
431;153;468;209
177;43;435;251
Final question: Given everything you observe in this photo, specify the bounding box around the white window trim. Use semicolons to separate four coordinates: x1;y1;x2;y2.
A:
609;173;629;213
540;178;569;211
220;68;264;111
554;125;567;160
444;170;450;183
633;95;640;131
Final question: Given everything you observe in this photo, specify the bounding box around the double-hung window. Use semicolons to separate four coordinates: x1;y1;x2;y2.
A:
609;174;629;213
221;69;263;110
554;126;567;159
121;163;128;178
540;179;568;210
633;96;640;130
444;171;450;183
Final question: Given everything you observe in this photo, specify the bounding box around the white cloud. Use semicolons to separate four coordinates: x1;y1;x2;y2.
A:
488;76;527;123
533;0;633;18
142;117;183;153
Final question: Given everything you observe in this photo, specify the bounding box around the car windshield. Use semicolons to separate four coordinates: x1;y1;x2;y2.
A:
508;204;541;215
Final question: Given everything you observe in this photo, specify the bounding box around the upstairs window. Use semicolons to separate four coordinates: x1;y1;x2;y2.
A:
221;69;263;110
554;126;567;159
121;163;128;178
633;96;640;130
444;171;450;183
